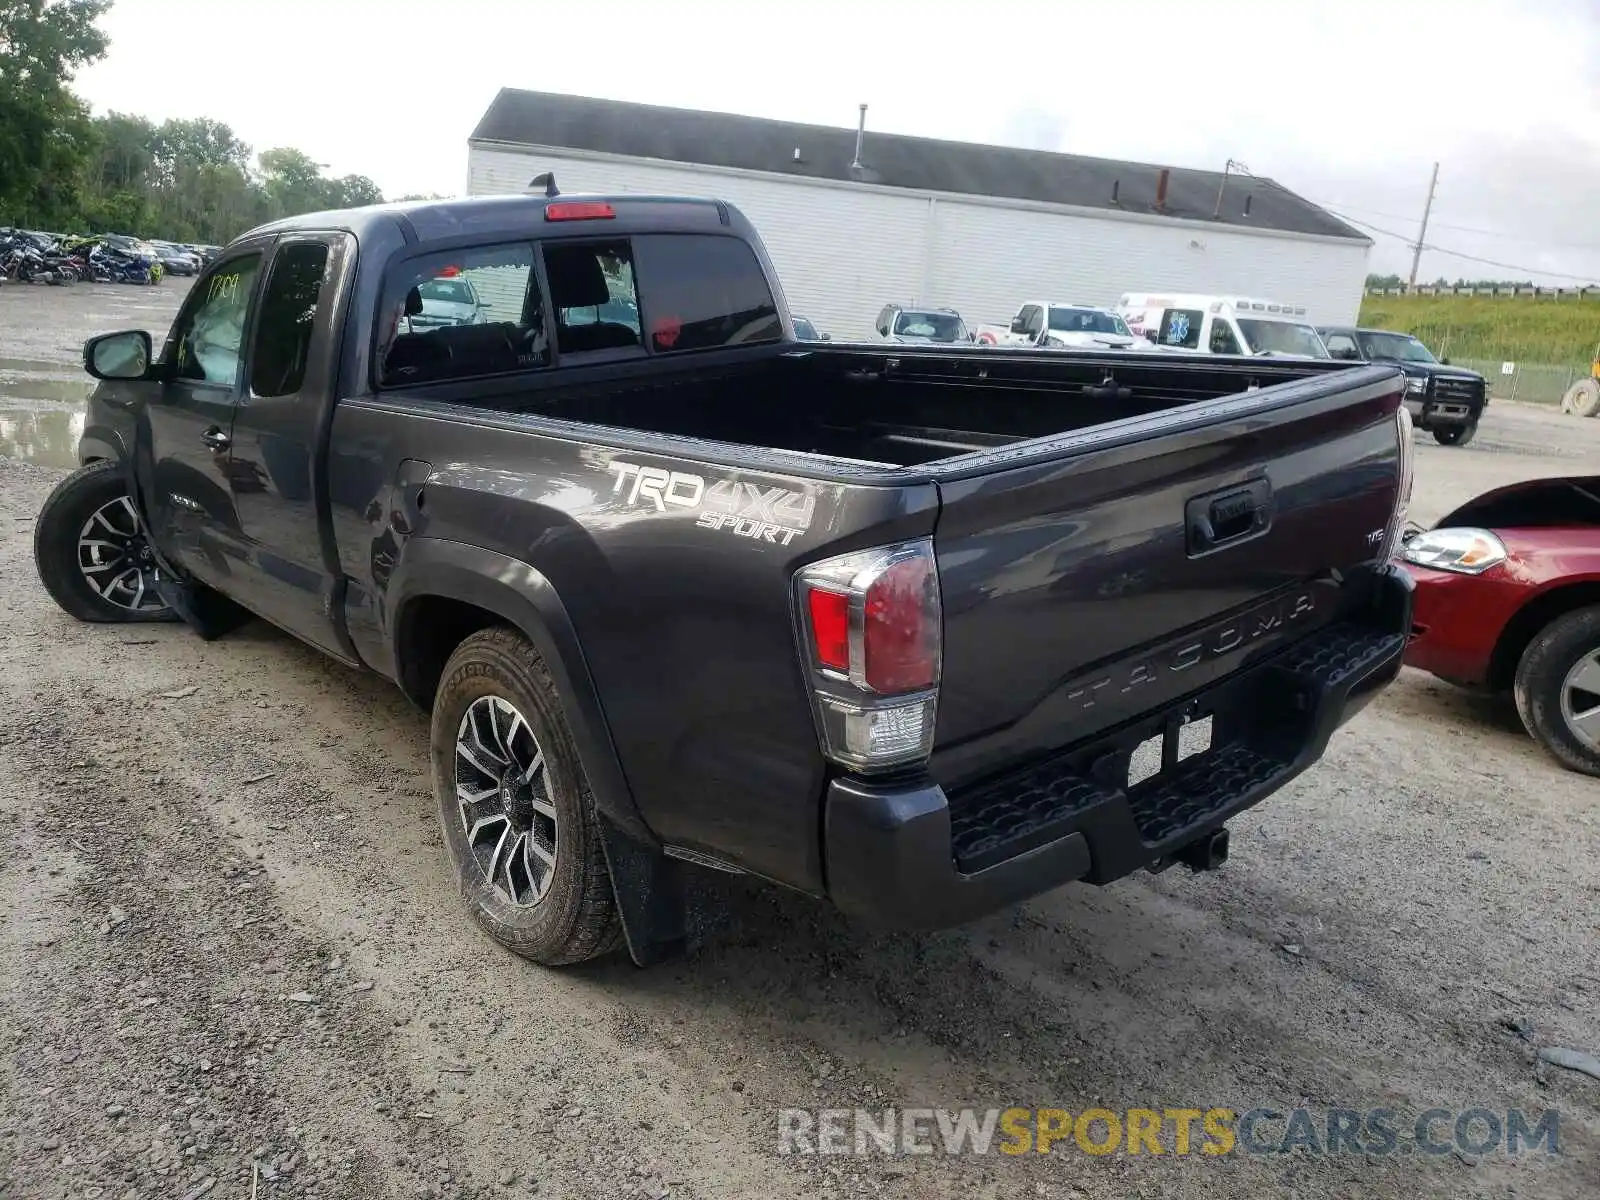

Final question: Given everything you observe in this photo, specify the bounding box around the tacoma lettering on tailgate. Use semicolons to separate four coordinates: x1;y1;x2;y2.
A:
607;460;816;546
1062;588;1320;713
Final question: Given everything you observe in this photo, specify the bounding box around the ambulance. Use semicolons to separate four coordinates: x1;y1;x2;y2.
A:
1114;293;1332;359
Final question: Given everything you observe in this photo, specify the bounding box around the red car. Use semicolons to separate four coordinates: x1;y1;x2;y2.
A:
1398;475;1600;776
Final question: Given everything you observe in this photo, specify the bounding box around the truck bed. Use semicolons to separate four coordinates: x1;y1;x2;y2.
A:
426;343;1364;469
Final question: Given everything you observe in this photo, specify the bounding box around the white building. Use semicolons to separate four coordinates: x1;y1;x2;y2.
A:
466;90;1372;342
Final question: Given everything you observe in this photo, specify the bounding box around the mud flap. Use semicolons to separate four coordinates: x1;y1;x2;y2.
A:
598;816;730;967
151;576;252;641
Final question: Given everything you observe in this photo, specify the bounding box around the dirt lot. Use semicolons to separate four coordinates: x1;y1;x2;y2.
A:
1;283;1597;1200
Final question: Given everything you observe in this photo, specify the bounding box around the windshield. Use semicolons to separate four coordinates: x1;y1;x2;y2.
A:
893;311;966;341
418;278;476;306
1048;308;1130;336
1236;319;1330;359
1357;331;1438;364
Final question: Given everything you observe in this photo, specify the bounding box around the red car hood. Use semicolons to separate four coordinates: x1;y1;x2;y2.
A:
1434;475;1600;531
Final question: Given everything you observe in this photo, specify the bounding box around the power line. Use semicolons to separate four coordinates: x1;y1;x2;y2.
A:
1312;197;1600;252
1325;210;1600;283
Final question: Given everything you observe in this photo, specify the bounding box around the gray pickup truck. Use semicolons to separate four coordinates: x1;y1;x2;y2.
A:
32;190;1416;968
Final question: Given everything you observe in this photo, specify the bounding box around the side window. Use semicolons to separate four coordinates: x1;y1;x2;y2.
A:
1159;308;1203;350
378;243;549;387
544;239;642;356
172;254;262;386
630;234;781;353
1025;307;1045;337
250;242;330;398
1209;319;1242;355
1325;332;1361;360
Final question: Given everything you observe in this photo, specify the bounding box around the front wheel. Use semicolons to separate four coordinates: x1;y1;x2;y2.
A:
1433;422;1478;446
429;627;623;966
1513;606;1600;777
32;460;176;623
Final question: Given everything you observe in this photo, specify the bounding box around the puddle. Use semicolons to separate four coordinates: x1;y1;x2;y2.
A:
0;404;87;469
0;376;92;405
0;354;94;468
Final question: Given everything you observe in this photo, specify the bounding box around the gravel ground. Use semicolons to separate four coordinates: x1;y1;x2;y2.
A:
1;283;1597;1199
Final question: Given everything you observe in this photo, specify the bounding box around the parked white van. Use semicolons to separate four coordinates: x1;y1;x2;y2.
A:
1114;293;1331;359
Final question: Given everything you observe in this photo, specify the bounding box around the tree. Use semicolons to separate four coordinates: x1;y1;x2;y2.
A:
326;173;383;208
3;1;391;240
0;0;108;85
0;0;111;223
149;116;250;186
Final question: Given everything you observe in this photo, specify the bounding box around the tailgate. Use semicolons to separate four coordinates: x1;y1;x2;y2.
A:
929;364;1405;789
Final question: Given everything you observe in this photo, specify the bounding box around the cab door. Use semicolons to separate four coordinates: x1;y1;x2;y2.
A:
135;245;268;584
223;232;356;659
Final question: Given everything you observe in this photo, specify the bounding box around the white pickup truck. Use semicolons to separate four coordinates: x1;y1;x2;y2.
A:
975;302;1151;351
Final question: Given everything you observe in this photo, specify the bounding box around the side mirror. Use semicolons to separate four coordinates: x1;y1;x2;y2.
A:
1010;318;1027;334
1440;355;1450;365
821;333;832;341
84;329;154;381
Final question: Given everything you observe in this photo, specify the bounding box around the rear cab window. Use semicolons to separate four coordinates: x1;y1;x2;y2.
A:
631;235;781;353
377;229;780;387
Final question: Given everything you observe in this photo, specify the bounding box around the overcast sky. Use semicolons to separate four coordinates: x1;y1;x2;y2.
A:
74;0;1600;283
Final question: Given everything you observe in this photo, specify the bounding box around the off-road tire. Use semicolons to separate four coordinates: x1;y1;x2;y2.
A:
1561;378;1600;418
32;459;176;623
1513;606;1600;777
1433;422;1477;447
429;626;624;965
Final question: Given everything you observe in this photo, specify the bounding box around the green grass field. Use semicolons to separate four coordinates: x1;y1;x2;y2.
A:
1356;294;1600;367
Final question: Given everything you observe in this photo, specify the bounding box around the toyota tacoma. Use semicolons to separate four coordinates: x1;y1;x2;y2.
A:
32;189;1416;967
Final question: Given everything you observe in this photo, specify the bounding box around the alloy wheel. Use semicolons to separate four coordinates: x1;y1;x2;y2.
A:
455;695;558;906
76;496;169;614
1559;648;1600;753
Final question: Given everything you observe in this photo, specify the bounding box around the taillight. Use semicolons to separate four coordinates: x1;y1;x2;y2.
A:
1379;402;1415;562
545;201;616;221
794;539;942;773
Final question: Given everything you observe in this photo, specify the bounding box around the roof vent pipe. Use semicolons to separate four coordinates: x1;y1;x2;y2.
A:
852;103;867;170
1154;168;1170;212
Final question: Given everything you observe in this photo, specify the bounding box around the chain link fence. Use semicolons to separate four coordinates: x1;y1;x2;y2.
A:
1448;357;1585;406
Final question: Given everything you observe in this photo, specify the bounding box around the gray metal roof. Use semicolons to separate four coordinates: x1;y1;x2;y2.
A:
470;89;1368;243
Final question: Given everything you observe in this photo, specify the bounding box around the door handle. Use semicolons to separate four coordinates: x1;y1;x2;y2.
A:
1185;478;1273;556
201;426;231;452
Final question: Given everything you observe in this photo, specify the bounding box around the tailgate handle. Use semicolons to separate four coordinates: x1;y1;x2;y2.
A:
1187;479;1272;555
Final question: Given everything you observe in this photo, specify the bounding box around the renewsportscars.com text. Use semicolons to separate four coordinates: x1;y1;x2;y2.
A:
777;1106;1561;1158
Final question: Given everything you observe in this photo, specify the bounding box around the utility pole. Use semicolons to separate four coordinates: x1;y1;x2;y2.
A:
1407;161;1439;291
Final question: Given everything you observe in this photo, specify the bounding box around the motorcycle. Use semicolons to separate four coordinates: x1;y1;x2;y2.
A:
0;235;72;284
91;244;157;285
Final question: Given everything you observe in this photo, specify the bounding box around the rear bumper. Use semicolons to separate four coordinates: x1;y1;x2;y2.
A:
824;565;1413;932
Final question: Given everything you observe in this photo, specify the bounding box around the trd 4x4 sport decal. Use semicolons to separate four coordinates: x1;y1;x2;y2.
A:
606;460;816;547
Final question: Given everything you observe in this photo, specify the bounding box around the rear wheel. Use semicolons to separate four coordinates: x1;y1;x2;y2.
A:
429;627;623;966
32;460;175;623
1513;606;1600;777
1433;422;1477;446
